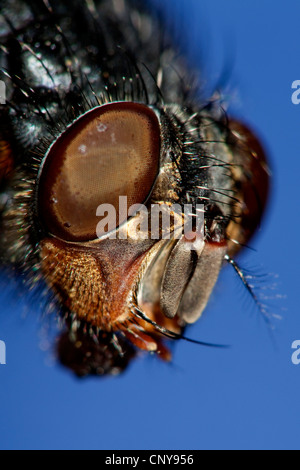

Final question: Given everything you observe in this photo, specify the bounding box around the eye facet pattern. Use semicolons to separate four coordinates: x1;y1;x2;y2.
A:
37;102;161;242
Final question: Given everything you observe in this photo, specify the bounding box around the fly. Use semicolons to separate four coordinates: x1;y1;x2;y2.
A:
0;0;270;377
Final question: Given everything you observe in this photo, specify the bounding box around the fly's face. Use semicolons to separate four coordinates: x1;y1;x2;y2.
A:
0;0;270;377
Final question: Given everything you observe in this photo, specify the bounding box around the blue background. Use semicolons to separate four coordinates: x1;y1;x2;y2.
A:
0;0;299;450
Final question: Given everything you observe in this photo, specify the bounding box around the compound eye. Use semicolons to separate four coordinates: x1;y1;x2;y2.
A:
37;102;160;242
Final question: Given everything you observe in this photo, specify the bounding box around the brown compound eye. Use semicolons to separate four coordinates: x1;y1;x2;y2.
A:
37;102;161;242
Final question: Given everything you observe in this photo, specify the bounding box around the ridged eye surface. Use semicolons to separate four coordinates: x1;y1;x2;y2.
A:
37;102;160;242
